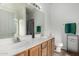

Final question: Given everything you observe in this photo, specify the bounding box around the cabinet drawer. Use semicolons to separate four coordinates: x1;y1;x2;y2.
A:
68;36;77;39
42;41;48;48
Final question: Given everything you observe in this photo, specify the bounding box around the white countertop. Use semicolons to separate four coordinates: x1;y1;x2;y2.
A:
0;36;54;56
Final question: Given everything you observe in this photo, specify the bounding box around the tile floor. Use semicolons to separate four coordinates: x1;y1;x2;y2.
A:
53;50;70;56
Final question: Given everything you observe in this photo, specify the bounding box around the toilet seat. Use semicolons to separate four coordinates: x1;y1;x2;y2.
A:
55;43;63;52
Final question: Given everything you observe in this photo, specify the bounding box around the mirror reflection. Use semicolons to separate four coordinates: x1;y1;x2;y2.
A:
0;9;16;39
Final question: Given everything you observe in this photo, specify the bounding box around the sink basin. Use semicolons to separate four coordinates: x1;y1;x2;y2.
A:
19;35;32;41
12;40;32;50
41;36;48;38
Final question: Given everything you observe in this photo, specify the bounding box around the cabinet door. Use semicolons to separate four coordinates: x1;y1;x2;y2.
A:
16;51;25;56
42;41;48;56
48;39;52;56
68;36;78;52
29;45;41;56
25;50;29;56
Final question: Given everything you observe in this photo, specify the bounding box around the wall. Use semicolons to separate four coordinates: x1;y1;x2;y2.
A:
50;3;79;49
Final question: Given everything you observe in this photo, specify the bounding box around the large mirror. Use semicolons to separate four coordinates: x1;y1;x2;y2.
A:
0;9;16;39
0;3;45;39
26;6;45;36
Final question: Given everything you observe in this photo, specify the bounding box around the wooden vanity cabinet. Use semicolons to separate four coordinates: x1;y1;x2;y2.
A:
41;41;48;56
29;45;41;56
15;39;54;56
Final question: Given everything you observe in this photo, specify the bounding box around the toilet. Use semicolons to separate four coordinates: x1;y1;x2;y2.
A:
55;43;63;52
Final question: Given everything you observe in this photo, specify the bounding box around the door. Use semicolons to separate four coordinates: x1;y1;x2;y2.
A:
25;50;29;56
68;36;78;52
29;45;41;56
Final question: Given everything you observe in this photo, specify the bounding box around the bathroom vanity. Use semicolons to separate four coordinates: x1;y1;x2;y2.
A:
15;37;54;56
0;36;54;56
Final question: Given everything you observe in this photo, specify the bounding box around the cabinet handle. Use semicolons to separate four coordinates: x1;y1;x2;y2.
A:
42;46;47;49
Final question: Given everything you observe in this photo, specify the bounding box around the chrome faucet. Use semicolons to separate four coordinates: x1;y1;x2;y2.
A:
16;37;21;42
